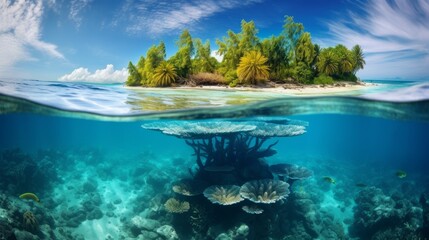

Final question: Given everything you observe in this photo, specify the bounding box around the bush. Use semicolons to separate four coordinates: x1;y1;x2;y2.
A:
291;62;314;84
189;73;227;86
229;79;238;87
314;75;334;85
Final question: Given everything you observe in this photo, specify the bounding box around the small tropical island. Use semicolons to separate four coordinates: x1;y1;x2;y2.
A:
126;16;366;91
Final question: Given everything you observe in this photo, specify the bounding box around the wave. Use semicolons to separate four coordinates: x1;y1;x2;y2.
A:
1;78;429;121
1;93;429;122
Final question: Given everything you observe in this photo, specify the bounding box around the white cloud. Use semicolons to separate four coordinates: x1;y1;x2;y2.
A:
69;0;92;28
0;0;63;76
120;0;264;35
211;50;223;62
59;64;128;83
322;0;429;80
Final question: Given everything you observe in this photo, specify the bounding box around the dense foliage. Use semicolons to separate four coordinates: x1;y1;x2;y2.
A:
127;16;366;87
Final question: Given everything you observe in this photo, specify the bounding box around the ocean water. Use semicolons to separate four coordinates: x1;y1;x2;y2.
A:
1;79;429;240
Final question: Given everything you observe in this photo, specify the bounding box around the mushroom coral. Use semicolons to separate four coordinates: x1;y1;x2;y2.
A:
172;179;205;196
240;179;290;204
164;198;190;213
248;123;306;138
242;205;264;214
270;163;313;180
203;185;243;205
141;121;256;138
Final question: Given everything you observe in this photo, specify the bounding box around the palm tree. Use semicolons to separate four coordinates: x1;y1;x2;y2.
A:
295;32;316;66
237;51;269;84
333;44;353;74
126;61;142;86
352;45;365;73
152;62;178;87
316;50;339;76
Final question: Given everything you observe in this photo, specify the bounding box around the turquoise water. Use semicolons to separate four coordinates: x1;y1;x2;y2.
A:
1;79;429;239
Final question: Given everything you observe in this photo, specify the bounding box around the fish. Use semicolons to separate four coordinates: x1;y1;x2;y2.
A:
396;170;407;179
19;193;40;203
322;176;336;184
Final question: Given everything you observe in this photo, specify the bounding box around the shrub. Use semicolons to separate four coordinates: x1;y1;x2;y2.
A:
314;74;334;85
188;73;227;86
291;62;314;84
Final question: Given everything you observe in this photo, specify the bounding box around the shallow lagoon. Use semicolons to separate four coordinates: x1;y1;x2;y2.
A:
1;79;429;239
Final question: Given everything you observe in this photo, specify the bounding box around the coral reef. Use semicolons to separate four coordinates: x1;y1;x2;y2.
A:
240;179;290;204
22;211;38;232
164;198;190;213
141;118;311;239
242;205;264;214
142;119;306;186
203;185;243;205
349;186;422;239
172;179;205;196
141;121;256;138
419;193;429;239
269;163;313;184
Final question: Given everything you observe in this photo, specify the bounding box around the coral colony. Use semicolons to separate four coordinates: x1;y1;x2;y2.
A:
141;118;314;237
1;118;428;239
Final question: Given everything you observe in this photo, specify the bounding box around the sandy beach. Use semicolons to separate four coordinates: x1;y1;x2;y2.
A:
125;81;376;96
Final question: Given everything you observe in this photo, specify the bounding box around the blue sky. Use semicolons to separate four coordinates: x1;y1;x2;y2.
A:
1;0;428;82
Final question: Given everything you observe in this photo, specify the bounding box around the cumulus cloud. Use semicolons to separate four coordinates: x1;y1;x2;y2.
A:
118;0;264;35
59;64;128;83
323;0;429;79
0;0;63;75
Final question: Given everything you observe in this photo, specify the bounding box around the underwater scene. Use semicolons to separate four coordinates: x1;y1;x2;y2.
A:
1;79;429;240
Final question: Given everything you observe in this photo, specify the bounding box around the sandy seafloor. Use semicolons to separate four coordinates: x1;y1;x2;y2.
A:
1;79;429;239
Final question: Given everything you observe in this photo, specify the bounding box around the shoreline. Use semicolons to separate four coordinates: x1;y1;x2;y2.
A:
124;81;378;96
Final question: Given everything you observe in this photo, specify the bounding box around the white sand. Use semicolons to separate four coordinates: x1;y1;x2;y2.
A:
125;82;375;97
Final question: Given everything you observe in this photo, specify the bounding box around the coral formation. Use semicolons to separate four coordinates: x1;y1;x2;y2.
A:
171;179;205;196
349;187;422;239
270;163;313;184
141;121;256;138
248;122;306;138
164;198;190;213
419;193;429;238
242;205;264;214
203;185;243;205
240;179;290;204
22;211;38;232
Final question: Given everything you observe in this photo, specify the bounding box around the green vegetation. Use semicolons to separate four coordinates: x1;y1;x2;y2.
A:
314;74;334;85
237;51;269;84
152;62;178;87
127;16;366;87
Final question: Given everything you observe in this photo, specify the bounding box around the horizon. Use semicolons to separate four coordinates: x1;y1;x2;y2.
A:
1;0;429;82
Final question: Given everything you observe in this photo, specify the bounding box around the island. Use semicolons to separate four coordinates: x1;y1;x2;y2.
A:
125;16;366;91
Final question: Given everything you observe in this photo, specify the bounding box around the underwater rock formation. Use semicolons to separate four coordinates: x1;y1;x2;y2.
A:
420;193;429;239
0;149;58;194
350;186;422;239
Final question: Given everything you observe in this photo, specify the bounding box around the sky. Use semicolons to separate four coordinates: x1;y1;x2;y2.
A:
1;0;429;82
